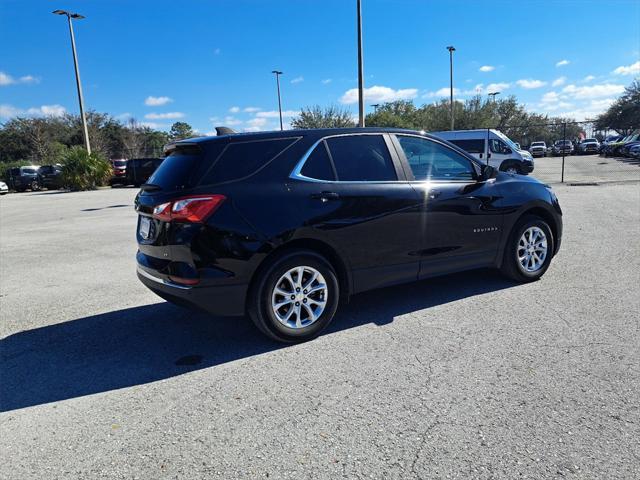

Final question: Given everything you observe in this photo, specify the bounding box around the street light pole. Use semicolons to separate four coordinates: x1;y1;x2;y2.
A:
271;70;284;131
446;45;455;131
53;10;91;154
357;0;365;127
371;104;380;113
488;91;501;102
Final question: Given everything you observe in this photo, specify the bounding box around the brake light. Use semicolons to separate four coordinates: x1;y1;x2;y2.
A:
152;195;226;223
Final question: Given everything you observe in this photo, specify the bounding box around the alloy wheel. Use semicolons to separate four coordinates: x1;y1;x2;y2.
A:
517;226;548;272
271;266;328;329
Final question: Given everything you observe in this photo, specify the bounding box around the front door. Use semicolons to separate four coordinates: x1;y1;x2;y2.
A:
391;134;504;278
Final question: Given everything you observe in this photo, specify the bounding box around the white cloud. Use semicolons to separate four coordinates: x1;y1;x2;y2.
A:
553;98;616;121
424;82;509;98
562;83;625;99
144;96;173;106
144;112;185;120
612;61;640;76
552;76;567;87
556;59;570;67
223;116;243;126
291;76;304;84
246;117;267;129
479;65;495;72
485;82;510;93
0;103;66;118
583;75;596;82
255;110;299;118
243;107;260;112
0;71;39;86
229;106;240;113
321;78;332;84
516;79;547;89
340;85;418;104
138;121;167;129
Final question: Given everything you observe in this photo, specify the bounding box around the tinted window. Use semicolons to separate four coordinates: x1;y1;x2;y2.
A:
450;139;485;154
22;168;38;175
201;138;296;185
325;135;396;181
397;136;475;181
112;160;126;168
300;142;335;181
147;145;203;191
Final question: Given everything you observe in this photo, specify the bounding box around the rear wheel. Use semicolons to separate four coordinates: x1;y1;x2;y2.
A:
30;180;40;191
500;215;553;282
248;250;339;343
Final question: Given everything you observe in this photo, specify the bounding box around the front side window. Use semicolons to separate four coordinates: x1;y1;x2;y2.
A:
397;136;475;181
490;139;511;154
325;135;396;181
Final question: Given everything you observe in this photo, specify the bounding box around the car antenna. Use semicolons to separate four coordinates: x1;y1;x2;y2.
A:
216;126;236;136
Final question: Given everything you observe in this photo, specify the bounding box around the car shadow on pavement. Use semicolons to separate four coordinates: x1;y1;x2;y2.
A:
0;269;515;412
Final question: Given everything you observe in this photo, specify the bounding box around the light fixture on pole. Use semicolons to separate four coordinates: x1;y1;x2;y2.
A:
356;0;365;127
271;70;284;131
488;91;501;102
371;104;380;113
446;45;455;131
53;9;91;154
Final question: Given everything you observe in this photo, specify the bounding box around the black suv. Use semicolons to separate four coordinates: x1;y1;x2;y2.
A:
136;128;562;342
38;164;64;190
7;166;41;192
125;158;163;187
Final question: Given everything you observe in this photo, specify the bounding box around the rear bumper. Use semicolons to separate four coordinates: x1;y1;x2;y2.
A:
137;264;248;316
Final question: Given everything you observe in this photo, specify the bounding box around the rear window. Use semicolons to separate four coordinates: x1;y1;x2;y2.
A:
300;142;336;181
146;145;203;190
22;168;38;175
325;135;396;181
200;138;297;185
112;160;126;168
450;139;485;153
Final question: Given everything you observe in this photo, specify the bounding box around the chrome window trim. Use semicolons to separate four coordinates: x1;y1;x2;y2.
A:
289;133;405;184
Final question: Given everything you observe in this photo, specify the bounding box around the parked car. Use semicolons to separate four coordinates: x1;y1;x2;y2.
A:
125;158;163;187
620;134;640;157
599;135;623;155
628;144;640;159
529;141;547;157
38;164;64;189
110;159;127;186
0;181;8;195
135;127;562;343
552;140;574;156
431;129;534;175
7;166;41;192
603;132;639;157
577;138;600;155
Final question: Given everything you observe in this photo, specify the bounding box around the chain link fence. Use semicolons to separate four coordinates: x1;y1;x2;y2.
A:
488;121;639;184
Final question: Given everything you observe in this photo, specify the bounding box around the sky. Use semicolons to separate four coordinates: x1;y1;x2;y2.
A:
1;0;639;134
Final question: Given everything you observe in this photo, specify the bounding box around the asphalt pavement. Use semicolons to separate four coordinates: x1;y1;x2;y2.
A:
1;183;639;479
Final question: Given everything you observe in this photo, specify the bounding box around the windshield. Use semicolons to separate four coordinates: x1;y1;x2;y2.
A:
584;138;597;143
531;142;544;147
112;160;126;168
495;131;520;151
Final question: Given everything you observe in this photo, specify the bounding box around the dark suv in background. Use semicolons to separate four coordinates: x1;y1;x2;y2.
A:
136;128;562;343
38;164;64;190
7;166;41;192
126;158;163;187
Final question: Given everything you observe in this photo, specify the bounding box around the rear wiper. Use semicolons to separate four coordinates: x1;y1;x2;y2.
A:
140;183;162;192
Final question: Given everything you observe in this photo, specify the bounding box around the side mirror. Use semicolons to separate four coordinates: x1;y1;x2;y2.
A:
480;164;496;181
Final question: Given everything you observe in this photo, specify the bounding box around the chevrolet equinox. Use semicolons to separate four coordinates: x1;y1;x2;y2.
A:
135;128;562;342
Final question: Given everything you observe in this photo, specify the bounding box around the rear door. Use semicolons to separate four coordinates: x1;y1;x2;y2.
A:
391;134;504;277
291;133;422;293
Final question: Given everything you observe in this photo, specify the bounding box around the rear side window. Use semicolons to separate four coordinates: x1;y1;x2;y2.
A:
450;139;485;154
300;142;336;181
325;135;396;181
147;145;203;190
201;138;296;185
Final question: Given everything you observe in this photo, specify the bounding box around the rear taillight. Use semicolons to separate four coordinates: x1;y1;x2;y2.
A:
152;195;226;223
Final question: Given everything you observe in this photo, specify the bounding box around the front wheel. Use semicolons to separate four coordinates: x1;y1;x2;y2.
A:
502;163;522;175
500;216;554;282
248;250;339;343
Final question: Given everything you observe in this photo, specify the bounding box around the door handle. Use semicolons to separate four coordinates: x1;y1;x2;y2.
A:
310;191;340;202
428;190;441;200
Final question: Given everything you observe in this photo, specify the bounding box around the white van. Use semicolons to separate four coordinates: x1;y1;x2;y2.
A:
431;129;535;175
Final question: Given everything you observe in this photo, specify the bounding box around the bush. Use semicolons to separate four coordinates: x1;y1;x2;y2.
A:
60;146;112;191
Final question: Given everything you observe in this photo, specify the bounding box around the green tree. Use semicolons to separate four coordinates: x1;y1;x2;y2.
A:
291;105;355;129
169;121;195;141
595;80;640;134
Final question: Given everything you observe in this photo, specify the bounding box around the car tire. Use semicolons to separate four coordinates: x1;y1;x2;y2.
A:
30;181;40;191
501;162;522;175
500;215;554;283
248;250;340;343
